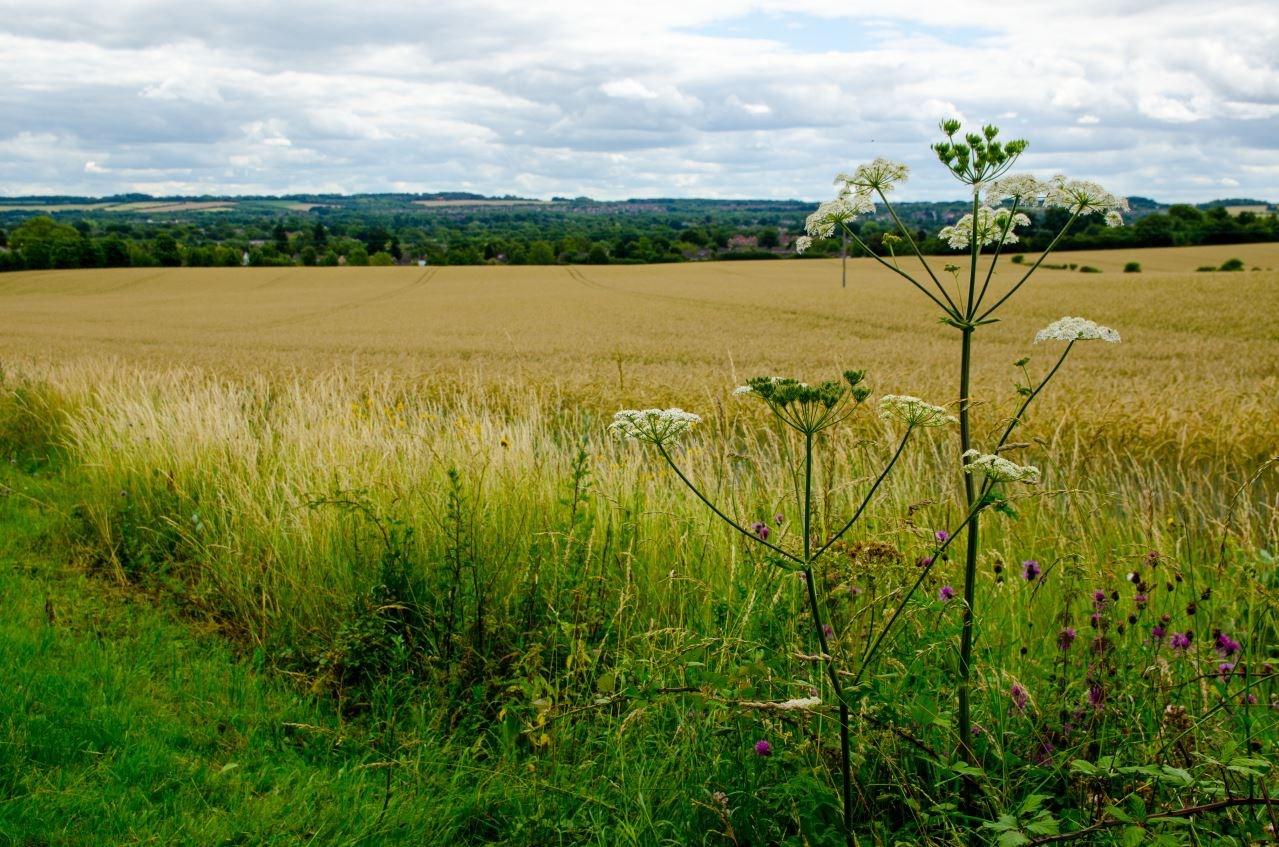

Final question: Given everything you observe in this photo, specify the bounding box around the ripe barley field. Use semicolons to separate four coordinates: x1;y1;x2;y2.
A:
1;246;1276;845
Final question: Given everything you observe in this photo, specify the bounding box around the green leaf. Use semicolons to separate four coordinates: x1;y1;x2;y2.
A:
1070;759;1098;776
595;672;616;694
1121;825;1147;847
1019;794;1051;815
997;831;1030;847
1158;765;1193;788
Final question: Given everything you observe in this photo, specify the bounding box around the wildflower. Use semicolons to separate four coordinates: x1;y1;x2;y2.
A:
963;450;1040;484
971;724;985;737
1241;693;1258;706
1021;560;1042;581
750;522;770;541
1169;632;1192;651
773;513;785;525
777;696;822;710
880;394;956;428
609;408;701;445
1010;683;1029;712
1147;550;1160;565
753;739;773;757
985;174;1048;205
1151;625;1165;641
821;623;835;640
1088;684;1105;710
1214;632;1241;658
1058;627;1077;651
938;207;1031;250
1034;316;1121;344
939;585;956;602
1044;176;1130;222
919;556;934;567
1093;590;1107;608
1090;613;1102;628
804;194;874;238
1134;594;1148;608
835;158;909;197
794;235;813;254
1218;662;1236;680
935;530;950;543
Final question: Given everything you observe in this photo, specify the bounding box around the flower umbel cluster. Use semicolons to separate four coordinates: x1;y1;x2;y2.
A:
932;120;1028;186
939;206;1032;251
1034;317;1121;344
609;408;700;446
879;395;956;429
835;158;909;198
962;449;1041;484
1046;176;1129;225
804;194;874;239
984;174;1049;205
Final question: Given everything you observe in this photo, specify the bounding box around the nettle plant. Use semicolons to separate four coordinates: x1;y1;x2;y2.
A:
612;120;1129;838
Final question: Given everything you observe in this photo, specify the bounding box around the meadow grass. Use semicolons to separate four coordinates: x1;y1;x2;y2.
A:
0;250;1276;844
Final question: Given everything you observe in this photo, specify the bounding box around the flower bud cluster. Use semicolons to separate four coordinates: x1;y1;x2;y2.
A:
932;120;1028;186
1033;316;1121;344
962;449;1041;484
735;371;869;434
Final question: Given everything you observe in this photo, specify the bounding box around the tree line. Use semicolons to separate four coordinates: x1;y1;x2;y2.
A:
1;198;1275;272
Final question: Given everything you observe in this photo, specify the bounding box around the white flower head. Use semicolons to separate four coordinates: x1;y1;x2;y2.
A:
880;395;957;429
794;235;813;254
804;194;873;238
1034;316;1121;344
610;408;701;445
776;696;822;710
1045;176;1130;222
985;174;1049;206
939;207;1031;250
962;449;1040;484
836;158;910;197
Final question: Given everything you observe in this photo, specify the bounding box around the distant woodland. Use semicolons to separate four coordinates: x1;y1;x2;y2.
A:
1;193;1275;270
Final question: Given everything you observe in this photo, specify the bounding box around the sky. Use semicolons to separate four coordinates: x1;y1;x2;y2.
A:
1;0;1276;202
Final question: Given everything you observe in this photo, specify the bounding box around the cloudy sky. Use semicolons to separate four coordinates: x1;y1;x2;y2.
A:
1;0;1276;201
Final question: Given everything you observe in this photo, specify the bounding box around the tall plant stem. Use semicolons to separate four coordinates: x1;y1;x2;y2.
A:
957;325;978;764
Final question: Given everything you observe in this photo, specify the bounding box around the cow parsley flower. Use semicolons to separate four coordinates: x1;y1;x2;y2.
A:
609;408;701;445
1045;176;1130;223
1034;317;1121;344
879;394;956;428
962;449;1040;484
794;235;813;254
804;194;873;238
835;158;910;197
939;207;1031;250
985;174;1049;205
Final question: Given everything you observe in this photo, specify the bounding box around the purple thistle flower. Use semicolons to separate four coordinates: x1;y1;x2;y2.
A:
1134;594;1148;607
753;739;772;757
1022;560;1041;581
1170;632;1192;651
1090;612;1102;628
1218;662;1236;680
1058;627;1077;651
1088;684;1105;711
1093;589;1107;608
918;556;934;567
750;522;770;541
1214;632;1241;658
939;585;956;602
822;623;835;640
1146;550;1160;564
971;724;984;737
1151;624;1165;642
935;530;950;543
1010;683;1029;712
1241;693;1257;705
773;513;785;526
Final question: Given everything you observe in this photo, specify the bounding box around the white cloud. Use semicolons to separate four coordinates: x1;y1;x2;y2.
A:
0;0;1275;201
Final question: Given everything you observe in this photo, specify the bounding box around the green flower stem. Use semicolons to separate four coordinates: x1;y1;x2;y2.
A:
992;341;1074;452
811;430;913;560
877;190;960;314
655;443;806;567
974;209;1081;322
966;191;981;319
957;325;978;762
841;224;959;319
851;502;981;687
972;198;1022;311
